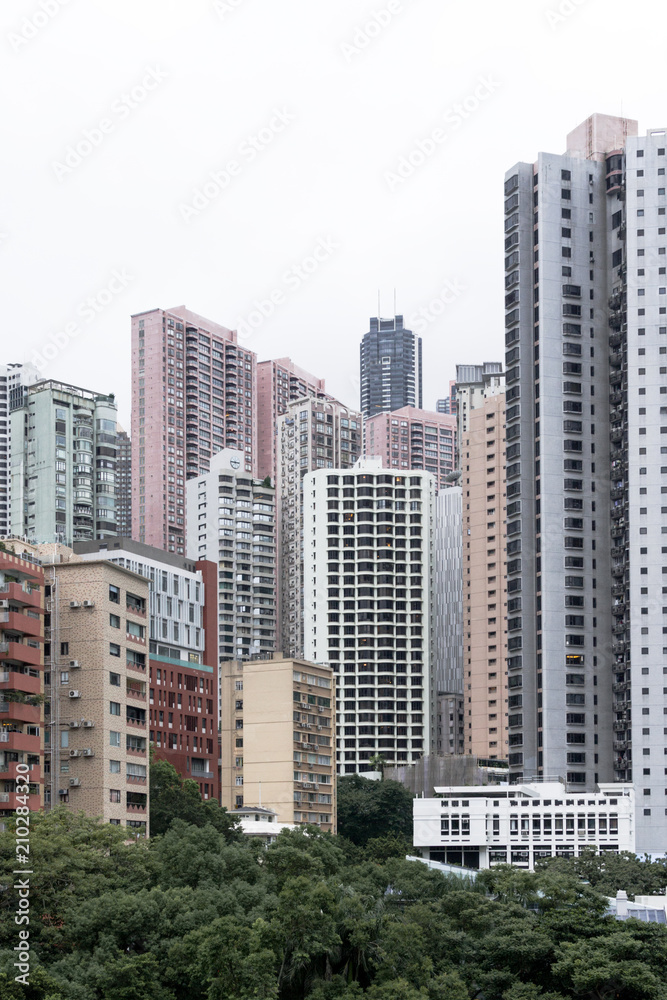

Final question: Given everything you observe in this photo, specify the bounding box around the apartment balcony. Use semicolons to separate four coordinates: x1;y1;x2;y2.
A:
126;715;146;728
612;583;626;597
0;582;41;612
609;370;625;386
609;390;624;405
612;681;630;694
126;745;146;756
611;603;627;616
0;792;40;811
613;721;628;732
0;642;41;668
611;546;626;560
0;761;41;782
126;686;146;702
0;701;40;725
0;670;40;696
0;610;43;639
126;774;147;784
0;731;40;753
613;739;628;752
612;641;627;655
609;332;623;348
610;487;625;500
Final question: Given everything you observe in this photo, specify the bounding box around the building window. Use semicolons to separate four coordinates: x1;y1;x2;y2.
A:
110;701;121;716
110;614;121;629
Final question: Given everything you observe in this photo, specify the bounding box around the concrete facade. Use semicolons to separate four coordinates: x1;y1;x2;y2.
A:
433;486;463;698
504;114;667;854
304;458;437;773
414;780;635;870
277;397;362;659
186;450;276;731
131;305;257;556
0;364;40;538
73;538;219;800
220;655;336;832
256;358;329;482
10;380;118;546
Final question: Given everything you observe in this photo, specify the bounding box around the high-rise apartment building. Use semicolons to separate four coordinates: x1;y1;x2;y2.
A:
461;393;507;759
220;654;336;831
10;380;118;546
0;546;44;821
277;397;362;659
131;306;257;556
74;538;219;801
0;363;40;537
42;554;150;833
187;451;277;710
434;486;463;695
360;315;422;418
256;358;329;482
504;112;667;854
304;458;436;773
364;406;456;490
454;363;505;467
116;427;132;539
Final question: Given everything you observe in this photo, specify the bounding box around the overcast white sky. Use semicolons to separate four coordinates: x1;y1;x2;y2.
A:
3;0;667;427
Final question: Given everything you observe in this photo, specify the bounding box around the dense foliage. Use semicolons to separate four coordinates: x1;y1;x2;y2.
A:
149;756;241;839
336;775;413;846
1;810;667;1000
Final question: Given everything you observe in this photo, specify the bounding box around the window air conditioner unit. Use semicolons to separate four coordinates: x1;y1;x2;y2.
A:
82;600;94;608
317;725;323;731
69;660;80;669
69;749;81;757
68;690;81;699
82;721;94;728
82;749;94;757
69;778;81;787
69;601;81;608
69;721;81;729
58;788;68;795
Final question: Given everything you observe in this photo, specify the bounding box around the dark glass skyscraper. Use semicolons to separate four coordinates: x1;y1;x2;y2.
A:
359;315;422;418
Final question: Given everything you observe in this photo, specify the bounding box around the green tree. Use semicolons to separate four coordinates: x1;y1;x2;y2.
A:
149;755;239;840
336;775;413;846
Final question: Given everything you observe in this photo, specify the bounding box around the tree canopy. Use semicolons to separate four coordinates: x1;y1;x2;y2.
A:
336;774;413;846
1;811;667;1000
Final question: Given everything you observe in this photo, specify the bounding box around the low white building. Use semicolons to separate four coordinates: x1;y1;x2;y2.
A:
229;805;295;845
413;780;635;871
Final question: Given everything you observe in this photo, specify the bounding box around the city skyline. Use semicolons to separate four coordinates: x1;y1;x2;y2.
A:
6;1;666;430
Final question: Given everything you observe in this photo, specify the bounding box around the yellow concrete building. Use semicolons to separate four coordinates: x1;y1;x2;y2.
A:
221;655;336;833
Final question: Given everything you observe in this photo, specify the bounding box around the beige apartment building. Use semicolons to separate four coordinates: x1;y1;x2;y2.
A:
220;655;336;832
44;557;150;833
462;393;507;759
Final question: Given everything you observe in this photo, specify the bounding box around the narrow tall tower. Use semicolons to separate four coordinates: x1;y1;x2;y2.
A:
359;315;422;418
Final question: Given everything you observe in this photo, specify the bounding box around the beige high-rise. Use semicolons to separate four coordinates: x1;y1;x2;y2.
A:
220;655;336;832
462;394;507;759
44;557;150;833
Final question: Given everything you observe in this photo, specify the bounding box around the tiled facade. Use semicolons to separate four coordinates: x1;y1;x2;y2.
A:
462;394;507;759
360;315;422;418
131;305;257;556
364;406;457;491
43;558;150;833
0;548;44;819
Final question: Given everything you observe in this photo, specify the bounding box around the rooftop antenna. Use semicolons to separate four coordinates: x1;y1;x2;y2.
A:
258;781;261;807
378;289;381;320
394;287;397;316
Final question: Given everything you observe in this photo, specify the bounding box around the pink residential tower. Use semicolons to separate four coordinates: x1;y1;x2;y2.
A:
131;306;257;555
